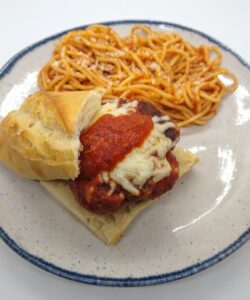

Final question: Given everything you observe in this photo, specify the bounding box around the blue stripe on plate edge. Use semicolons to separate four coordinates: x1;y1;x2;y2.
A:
1;227;249;286
0;19;249;286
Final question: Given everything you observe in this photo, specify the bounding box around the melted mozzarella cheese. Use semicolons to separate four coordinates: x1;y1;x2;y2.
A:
95;99;175;196
108;117;173;195
92;100;138;122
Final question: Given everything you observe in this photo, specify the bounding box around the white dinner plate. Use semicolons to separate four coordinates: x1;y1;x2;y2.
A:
0;20;249;286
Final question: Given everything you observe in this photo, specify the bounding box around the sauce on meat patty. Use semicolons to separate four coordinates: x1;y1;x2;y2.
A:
70;99;180;214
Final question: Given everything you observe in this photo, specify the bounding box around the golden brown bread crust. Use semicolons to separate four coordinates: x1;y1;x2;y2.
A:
41;147;199;245
0;89;103;180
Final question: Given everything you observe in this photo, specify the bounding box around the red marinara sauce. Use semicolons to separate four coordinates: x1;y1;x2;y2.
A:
70;100;180;214
79;113;153;179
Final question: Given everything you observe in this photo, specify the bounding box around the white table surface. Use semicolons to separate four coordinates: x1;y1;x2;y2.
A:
0;0;249;299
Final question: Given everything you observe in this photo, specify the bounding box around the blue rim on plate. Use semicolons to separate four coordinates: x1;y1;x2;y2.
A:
0;19;249;286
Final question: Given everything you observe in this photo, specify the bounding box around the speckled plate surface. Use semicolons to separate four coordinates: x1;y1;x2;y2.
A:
0;20;250;286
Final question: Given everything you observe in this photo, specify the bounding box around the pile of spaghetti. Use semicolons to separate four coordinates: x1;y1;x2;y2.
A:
38;25;238;126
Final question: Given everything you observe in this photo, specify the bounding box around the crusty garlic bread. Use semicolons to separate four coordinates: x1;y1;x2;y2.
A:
41;147;199;245
0;89;103;180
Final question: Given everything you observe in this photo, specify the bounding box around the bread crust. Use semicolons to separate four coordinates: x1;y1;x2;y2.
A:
41;148;199;245
0;89;103;180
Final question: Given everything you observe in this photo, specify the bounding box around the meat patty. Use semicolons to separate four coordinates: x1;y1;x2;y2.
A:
70;150;179;214
120;99;180;145
70;99;180;214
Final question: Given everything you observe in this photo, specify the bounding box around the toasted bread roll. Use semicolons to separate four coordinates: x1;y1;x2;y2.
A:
41;148;199;245
0;89;103;180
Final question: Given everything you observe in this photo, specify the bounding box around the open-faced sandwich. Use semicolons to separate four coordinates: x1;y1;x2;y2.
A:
0;89;198;245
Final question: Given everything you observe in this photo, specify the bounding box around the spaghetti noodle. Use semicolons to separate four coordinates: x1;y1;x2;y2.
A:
38;25;238;126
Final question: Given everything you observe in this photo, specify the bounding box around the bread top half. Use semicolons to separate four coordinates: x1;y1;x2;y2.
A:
0;89;103;180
